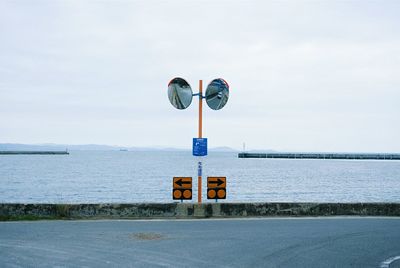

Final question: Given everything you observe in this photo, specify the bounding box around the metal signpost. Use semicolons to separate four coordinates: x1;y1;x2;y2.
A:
168;77;229;203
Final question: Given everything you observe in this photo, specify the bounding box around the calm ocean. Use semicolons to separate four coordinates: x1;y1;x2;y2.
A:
0;151;399;203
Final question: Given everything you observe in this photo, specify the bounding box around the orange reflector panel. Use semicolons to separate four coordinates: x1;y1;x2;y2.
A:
172;189;192;200
173;189;182;199
217;189;226;199
208;189;216;199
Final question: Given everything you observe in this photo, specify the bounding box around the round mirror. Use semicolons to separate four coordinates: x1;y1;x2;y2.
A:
205;78;229;110
168;77;193;110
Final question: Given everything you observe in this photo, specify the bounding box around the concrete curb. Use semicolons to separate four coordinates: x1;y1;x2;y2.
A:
1;203;400;220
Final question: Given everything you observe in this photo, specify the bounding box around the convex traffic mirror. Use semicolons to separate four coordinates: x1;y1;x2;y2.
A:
205;78;229;110
168;77;193;110
168;77;229;110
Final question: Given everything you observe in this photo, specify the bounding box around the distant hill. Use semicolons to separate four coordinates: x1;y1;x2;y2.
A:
0;143;165;151
0;143;69;151
246;149;277;153
0;143;238;152
211;146;239;152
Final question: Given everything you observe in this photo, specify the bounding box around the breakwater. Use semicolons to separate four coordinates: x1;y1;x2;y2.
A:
238;153;400;160
1;203;400;220
0;151;69;155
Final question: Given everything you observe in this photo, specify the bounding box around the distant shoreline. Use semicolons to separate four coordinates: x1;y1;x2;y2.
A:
0;143;239;152
0;151;69;155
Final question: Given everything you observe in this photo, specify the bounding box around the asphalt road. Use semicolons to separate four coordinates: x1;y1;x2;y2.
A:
1;217;400;268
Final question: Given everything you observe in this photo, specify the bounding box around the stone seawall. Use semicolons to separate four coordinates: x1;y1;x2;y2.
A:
238;152;400;160
1;203;400;220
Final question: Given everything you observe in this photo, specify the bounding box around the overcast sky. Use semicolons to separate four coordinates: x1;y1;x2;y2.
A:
1;0;399;152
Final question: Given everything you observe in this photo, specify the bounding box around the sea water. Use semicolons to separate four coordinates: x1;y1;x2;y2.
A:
0;151;399;203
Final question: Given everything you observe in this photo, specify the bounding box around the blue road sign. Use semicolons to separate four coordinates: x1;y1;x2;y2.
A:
193;138;207;156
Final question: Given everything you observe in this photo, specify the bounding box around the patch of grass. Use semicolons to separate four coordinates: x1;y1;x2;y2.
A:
130;232;166;240
55;204;71;217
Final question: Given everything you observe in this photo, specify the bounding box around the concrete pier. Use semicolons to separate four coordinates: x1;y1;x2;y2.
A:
1;203;400;220
0;151;69;155
238;152;400;160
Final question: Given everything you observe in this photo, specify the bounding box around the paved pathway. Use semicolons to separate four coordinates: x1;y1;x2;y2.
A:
1;217;400;267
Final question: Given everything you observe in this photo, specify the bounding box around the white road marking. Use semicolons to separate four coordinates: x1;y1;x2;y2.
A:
380;255;400;268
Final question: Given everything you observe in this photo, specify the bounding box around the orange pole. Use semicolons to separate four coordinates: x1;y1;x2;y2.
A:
198;167;202;203
199;80;203;138
198;80;203;203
